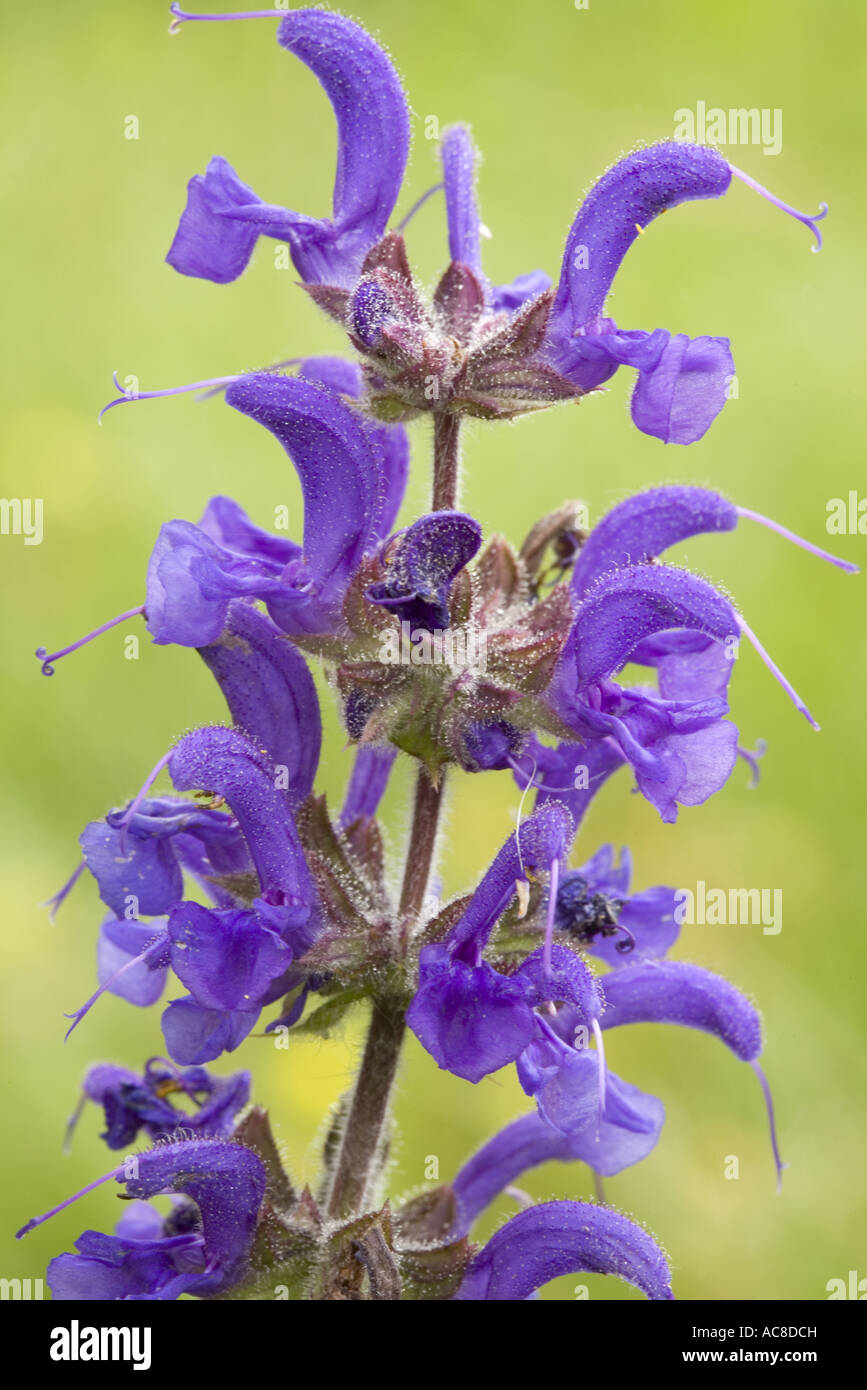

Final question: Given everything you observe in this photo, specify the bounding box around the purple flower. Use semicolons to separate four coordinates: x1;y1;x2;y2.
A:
146;365;408;646
80;797;253;918
407;803;602;1082
533;483;854;821
454;1201;672;1301
18;1139;267;1301
167;10;409;288
365;511;482;631
66;725;318;1064
70;1058;250;1151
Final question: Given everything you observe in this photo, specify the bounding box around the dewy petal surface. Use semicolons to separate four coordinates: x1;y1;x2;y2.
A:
455;1200;673;1300
599;960;763;1061
573;486;738;598
551;142;731;333
198;600;321;807
225;374;381;605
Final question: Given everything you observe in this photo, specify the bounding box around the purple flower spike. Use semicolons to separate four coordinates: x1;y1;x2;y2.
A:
199;600;321;808
454;1200;673;1300
167;9;410;287
366;511;483;631
540;143;744;444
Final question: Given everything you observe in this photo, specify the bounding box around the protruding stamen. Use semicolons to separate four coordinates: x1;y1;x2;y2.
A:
63;933;167;1041
395;182;445;234
35;605;145;676
751;1060;787;1194
737;615;820;730
591;1016;607;1120
116;749;175;849
99;370;243;422
63;1091;88;1155
737;507;858;573
169;4;284;34
737;738;767;790
542;857;560;977
729;164;828;251
41;859;86;923
16;1166;122;1239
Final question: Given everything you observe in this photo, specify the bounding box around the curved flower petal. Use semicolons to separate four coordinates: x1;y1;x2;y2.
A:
122;1140;265;1288
366;511;483;630
275;8;410;281
297;357;409;539
169;727;314;930
198;600;321;807
454;1200;673;1300
167;11;410;287
225;374;381;607
571;564;738;687
599;960;763;1061
573;485;738;598
549;142;731;339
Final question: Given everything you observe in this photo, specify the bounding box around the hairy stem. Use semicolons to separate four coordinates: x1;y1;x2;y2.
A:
432;411;461;510
399;767;445;919
325;992;408;1222
325;772;445;1223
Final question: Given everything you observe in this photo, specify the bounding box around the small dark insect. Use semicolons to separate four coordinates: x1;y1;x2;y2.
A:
555;873;634;952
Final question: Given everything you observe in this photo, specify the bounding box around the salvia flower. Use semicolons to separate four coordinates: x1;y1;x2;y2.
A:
18;1139;267;1301
24;3;854;1303
67;1058;250;1151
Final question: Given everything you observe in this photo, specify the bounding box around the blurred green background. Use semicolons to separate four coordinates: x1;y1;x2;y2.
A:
2;0;865;1301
